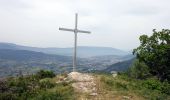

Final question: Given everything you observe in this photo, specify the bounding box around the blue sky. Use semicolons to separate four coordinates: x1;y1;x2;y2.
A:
0;0;169;50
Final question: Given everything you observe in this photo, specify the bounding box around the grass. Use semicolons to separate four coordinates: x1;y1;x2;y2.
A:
1;72;170;100
51;73;170;100
45;75;75;100
0;73;75;100
95;73;170;100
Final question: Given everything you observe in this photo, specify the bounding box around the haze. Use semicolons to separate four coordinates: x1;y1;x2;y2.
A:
0;0;170;51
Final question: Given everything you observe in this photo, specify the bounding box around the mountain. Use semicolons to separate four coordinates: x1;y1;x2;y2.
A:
0;49;73;77
0;43;129;58
0;49;71;62
103;58;135;73
82;54;135;71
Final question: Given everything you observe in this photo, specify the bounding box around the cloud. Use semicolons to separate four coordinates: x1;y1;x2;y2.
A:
0;0;169;50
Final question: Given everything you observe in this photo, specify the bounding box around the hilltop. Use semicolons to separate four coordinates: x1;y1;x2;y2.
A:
1;70;169;100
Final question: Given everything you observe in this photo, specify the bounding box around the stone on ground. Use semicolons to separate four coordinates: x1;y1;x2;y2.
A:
68;72;93;82
68;72;97;94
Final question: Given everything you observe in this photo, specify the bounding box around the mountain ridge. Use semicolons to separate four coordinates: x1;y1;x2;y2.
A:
104;58;135;72
0;42;129;57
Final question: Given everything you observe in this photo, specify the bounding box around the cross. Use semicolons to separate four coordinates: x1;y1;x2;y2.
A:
59;13;91;72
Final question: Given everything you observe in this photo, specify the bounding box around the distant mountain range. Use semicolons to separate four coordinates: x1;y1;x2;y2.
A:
0;49;72;62
0;42;134;77
0;43;129;58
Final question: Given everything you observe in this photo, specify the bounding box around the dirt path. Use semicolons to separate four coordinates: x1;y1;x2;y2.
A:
56;72;144;100
68;72;97;95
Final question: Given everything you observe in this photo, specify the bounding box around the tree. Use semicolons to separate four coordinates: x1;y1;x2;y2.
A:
128;59;150;79
133;29;170;81
36;70;55;79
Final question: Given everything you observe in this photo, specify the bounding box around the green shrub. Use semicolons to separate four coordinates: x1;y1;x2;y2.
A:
0;80;9;92
142;78;170;95
0;93;18;100
36;70;55;79
115;82;128;90
55;84;74;99
142;78;162;91
39;78;55;89
32;91;69;100
101;75;128;91
0;70;76;100
127;59;150;79
161;81;170;95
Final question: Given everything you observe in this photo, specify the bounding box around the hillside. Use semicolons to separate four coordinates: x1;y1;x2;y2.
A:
104;58;135;73
0;49;71;62
1;71;169;100
0;43;129;58
0;49;72;77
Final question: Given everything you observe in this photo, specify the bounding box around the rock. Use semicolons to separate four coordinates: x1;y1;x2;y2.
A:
68;72;97;94
72;81;96;93
90;93;98;96
63;78;67;81
68;72;93;82
123;96;130;99
112;73;117;78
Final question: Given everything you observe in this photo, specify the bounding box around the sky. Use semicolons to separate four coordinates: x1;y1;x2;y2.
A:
0;0;169;51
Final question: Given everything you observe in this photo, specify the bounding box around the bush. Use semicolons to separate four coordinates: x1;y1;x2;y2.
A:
142;78;170;95
0;93;18;100
161;80;170;95
142;78;162;91
100;75;128;91
32;91;73;100
127;59;150;79
39;78;55;89
36;70;55;79
55;84;74;99
0;70;76;100
0;79;9;92
115;82;128;90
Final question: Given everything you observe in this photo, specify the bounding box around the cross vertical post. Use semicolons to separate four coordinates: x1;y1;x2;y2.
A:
73;13;78;72
59;13;91;72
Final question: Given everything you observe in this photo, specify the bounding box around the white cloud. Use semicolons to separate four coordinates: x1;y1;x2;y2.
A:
0;0;169;50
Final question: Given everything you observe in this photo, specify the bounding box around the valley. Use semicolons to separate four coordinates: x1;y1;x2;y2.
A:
0;43;134;77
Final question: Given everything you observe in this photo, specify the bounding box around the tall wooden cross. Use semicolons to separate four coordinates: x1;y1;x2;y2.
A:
59;13;91;72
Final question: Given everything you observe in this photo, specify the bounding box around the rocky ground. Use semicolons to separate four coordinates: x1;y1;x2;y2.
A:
67;72;97;95
55;72;148;100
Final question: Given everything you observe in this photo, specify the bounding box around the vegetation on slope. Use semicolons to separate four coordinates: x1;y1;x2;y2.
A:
97;29;170;99
1;69;169;100
94;72;170;100
0;70;74;100
104;58;135;72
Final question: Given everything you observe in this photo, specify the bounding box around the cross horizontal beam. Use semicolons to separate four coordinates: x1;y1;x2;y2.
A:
59;28;74;32
77;30;91;34
59;27;91;34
